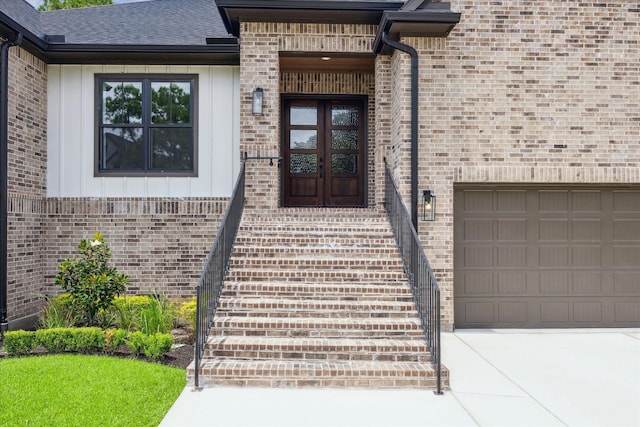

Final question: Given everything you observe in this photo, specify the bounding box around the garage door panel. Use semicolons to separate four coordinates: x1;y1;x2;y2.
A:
498;302;528;323
613;220;640;241
540;302;570;323
572;246;601;267
497;190;526;211
572;272;603;294
613;191;640;212
463;273;494;294
497;219;526;241
497;246;527;267
571;191;602;212
455;187;640;328
463;246;493;268
497;272;527;294
613;273;640;295
615;301;640;322
572;220;601;241
540;246;569;267
540;219;568;241
539;191;569;212
464;219;493;240
539;272;570;294
613;246;640;267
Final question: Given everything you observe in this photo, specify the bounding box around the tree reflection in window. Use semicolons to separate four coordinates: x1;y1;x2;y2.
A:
98;76;195;175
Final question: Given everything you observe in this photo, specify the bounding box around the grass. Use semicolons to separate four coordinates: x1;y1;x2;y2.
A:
0;354;186;427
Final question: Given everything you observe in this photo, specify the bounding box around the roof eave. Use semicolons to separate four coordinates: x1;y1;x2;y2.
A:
373;9;462;55
217;0;405;37
44;41;240;65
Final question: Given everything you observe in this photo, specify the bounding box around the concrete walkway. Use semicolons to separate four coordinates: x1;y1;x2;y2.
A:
160;330;640;426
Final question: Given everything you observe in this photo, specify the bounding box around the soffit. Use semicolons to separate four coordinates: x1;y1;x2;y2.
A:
280;53;375;74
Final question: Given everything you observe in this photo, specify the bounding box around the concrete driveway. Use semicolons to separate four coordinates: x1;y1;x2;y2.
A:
160;329;640;426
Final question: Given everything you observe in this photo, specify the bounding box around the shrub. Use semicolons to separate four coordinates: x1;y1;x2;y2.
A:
103;329;128;354
55;233;128;326
38;294;79;329
126;331;147;356
36;328;105;353
142;333;173;360
139;294;176;335
112;295;151;331
179;297;197;334
3;330;37;356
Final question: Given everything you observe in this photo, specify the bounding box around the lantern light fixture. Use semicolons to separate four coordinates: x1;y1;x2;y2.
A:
422;190;436;221
252;87;264;116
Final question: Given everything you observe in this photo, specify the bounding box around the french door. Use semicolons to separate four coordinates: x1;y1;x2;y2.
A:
282;97;366;207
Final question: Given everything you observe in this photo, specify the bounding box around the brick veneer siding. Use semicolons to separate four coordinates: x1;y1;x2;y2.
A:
398;1;640;330
42;198;228;300
240;22;380;210
6;46;47;323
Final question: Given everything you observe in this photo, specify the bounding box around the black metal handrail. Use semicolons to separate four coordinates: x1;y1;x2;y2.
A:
383;161;443;394
194;161;245;389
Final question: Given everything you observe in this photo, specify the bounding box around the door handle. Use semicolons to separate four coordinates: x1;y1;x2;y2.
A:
319;157;323;178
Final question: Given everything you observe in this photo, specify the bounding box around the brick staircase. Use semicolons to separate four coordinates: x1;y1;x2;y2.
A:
188;208;448;389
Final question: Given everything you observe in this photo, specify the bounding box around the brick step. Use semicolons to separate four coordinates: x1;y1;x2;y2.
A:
227;269;408;282
235;236;395;248
221;282;414;301
228;257;404;270
204;336;431;362
211;316;425;338
189;359;447;389
217;298;416;315
231;246;402;257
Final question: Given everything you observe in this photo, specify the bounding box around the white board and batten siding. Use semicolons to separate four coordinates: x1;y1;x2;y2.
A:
47;65;241;198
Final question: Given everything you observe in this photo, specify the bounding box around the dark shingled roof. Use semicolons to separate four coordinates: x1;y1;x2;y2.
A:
0;0;44;39
40;0;231;45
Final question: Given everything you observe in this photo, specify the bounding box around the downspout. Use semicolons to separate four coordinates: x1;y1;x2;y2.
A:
381;32;419;230
0;32;23;336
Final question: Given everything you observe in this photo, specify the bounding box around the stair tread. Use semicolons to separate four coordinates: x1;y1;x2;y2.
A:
207;336;428;349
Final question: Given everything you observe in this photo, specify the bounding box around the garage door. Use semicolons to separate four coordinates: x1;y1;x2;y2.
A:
454;187;640;328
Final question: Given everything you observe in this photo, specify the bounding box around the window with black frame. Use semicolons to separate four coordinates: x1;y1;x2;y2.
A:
96;75;197;176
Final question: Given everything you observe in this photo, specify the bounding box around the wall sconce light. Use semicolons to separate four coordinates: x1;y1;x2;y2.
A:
252;87;264;116
422;190;436;221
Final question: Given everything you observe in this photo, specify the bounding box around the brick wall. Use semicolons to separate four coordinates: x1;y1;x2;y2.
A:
6;46;47;323
42;198;228;300
402;0;640;330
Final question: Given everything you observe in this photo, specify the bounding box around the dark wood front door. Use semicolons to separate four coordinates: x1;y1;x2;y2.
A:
282;98;366;207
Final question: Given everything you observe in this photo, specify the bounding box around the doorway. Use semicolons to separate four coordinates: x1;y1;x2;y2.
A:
282;97;366;207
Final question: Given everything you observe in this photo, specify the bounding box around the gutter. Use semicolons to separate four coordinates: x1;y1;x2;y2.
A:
380;32;419;230
0;32;22;336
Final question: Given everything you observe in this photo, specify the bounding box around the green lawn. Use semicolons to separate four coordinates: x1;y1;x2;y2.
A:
0;354;185;427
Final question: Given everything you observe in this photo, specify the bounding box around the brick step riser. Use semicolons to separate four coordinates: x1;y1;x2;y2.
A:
216;311;418;319
212;329;425;338
227;272;408;282
231;249;402;258
189;376;441;389
220;293;414;303
229;260;405;270
205;350;432;363
217;302;416;311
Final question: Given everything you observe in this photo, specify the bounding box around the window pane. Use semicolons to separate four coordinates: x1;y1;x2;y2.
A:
332;106;358;126
331;154;357;174
332;130;358;150
290;130;317;149
290;154;317;174
100;127;144;170
290;106;317;125
151;82;191;124
102;81;142;124
151;128;193;170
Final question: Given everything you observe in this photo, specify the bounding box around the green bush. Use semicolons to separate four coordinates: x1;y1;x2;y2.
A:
3;330;37;356
36;328;105;353
38;294;79;329
112;295;151;331
103;328;128;354
55;232;128;326
126;331;146;356
179;297;197;334
139;294;176;335
142;333;174;360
